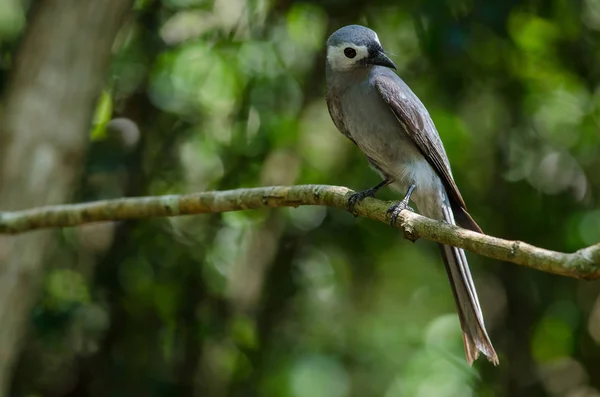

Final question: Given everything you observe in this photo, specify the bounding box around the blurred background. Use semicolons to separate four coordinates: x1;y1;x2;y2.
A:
1;0;600;396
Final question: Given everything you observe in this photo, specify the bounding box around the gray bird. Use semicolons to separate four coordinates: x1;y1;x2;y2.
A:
325;24;498;365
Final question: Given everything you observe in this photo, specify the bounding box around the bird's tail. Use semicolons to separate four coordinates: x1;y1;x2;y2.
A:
438;200;499;366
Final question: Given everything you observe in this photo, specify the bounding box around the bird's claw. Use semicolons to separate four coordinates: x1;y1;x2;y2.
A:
387;199;414;226
348;188;377;214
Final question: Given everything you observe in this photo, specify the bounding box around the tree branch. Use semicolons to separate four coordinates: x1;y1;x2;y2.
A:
1;184;598;279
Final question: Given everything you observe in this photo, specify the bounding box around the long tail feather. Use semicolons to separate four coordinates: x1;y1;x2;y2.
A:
439;199;498;365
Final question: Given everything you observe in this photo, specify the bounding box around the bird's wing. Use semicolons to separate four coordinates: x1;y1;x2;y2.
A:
326;92;357;145
374;74;482;233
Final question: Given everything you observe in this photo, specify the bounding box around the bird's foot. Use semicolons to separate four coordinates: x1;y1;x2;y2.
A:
387;198;414;226
348;188;379;213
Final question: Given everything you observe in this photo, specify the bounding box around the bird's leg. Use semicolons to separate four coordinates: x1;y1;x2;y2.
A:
347;179;392;213
387;183;416;226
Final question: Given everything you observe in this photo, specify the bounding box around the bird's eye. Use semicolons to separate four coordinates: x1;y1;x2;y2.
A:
344;48;357;58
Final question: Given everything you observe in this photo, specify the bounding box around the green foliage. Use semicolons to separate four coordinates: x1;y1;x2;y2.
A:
5;0;600;396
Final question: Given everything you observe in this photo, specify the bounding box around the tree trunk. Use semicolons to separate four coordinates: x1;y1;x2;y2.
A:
0;0;133;393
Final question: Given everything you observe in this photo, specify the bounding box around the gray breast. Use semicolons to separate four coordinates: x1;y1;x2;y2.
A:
339;76;422;175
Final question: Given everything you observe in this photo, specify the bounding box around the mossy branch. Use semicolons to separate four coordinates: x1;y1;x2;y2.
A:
1;184;598;279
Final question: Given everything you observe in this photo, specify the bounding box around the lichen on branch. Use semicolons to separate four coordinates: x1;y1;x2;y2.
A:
0;184;598;279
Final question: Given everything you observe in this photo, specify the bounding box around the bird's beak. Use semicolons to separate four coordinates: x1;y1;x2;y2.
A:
370;51;396;69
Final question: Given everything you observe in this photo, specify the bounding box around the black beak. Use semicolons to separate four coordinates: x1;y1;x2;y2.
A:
370;51;396;69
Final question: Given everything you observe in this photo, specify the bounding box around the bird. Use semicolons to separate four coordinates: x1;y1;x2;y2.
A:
325;24;498;365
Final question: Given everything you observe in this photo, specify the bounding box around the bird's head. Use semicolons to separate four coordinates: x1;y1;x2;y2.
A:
326;25;396;72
